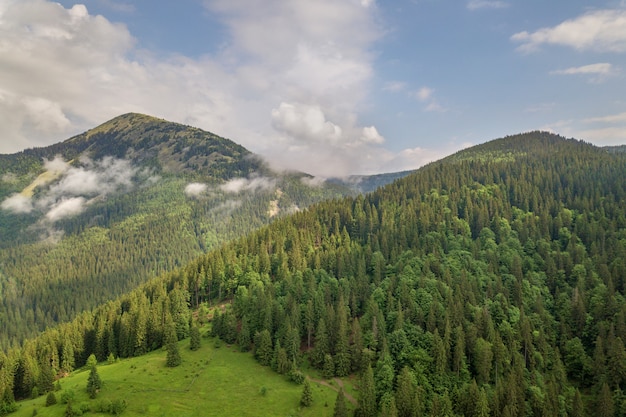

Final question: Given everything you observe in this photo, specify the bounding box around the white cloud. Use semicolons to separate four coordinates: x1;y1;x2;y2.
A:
551;63;614;75
550;63;617;82
48;156;136;197
44;156;70;173
220;176;276;194
0;0;395;176
412;87;446;113
0;0;448;177
184;182;208;198
467;1;509;11
300;176;327;187
512;9;626;53
584;111;626;124
361;126;385;144
414;87;434;102
1;194;33;213
271;102;342;143
45;197;87;221
0;155;144;221
575;127;626;145
383;81;406;92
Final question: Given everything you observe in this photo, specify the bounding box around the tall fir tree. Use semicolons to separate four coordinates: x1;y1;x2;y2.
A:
356;364;376;417
189;324;201;351
333;388;348;417
300;379;313;407
86;364;102;399
165;317;182;367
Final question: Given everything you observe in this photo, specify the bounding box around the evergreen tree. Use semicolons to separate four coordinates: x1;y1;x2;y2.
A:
189;324;201;351
333;388;348;417
598;382;614;417
323;354;335;379
46;391;57;406
300;379;313;407
238;316;251;352
86;364;102;399
380;395;398;417
312;318;330;369
572;389;585;417
356;364;376;417
165;319;182;367
395;367;416;417
254;330;273;366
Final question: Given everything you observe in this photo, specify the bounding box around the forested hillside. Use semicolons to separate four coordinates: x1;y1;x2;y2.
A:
2;131;625;416
0;113;384;349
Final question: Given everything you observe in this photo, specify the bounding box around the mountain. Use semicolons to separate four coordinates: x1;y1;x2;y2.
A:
0;113;404;350
2;130;625;415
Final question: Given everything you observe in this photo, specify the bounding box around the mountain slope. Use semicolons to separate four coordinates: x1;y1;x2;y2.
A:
0;113;365;349
3;131;625;414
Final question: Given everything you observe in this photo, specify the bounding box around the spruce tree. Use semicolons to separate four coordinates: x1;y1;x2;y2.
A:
45;391;57;406
333;388;348;417
189;324;201;351
86;364;102;399
356;364;376;417
165;319;182;367
300;379;313;407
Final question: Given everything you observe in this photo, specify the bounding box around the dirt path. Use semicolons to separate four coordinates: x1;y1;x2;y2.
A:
309;377;357;405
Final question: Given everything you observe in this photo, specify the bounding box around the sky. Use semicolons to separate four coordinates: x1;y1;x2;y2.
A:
1;0;626;177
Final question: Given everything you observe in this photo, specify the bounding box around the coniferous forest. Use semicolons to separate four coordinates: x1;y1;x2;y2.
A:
1;130;626;416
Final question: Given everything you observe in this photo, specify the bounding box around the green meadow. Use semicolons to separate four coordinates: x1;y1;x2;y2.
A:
12;334;354;417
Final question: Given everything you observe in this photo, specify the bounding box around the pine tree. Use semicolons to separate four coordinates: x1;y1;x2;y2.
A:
165;319;181;367
254;330;273;366
572;389;584;417
323;353;335;379
46;391;57;406
356;364;376;417
312;318;329;369
395;367;416;417
238;316;251;352
300;379;313;407
333;388;348;417
189;324;201;351
86;364;102;399
598;382;614;417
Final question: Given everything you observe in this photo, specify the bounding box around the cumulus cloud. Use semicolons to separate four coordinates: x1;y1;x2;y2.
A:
512;9;626;53
45;197;86;221
1;194;33;213
220;176;276;194
184;182;209;198
0;0;407;177
361;126;385;144
271;102;342;143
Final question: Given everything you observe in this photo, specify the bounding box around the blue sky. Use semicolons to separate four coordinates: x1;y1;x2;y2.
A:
1;0;625;176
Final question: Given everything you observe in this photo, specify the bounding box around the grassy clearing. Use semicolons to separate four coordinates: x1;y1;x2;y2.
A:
12;332;354;417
